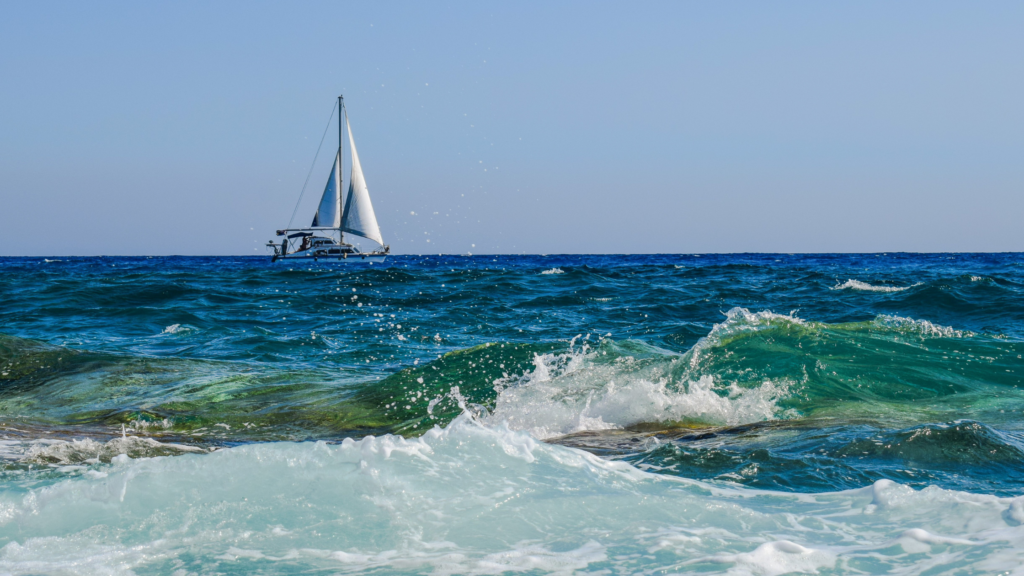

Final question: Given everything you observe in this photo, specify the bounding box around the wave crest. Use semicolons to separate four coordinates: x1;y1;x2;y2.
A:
21;436;205;465
486;339;790;439
872;315;973;338
832;279;918;292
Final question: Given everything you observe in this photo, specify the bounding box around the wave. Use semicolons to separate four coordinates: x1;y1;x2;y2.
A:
832;279;919;292
613;419;1024;495
0;332;379;442
485;344;789;439
2;305;1020;444
5;435;205;466
477;308;1022;438
871;314;974;338
363;307;1018;441
0;416;1021;574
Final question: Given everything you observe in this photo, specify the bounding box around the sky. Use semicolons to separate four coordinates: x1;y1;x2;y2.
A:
1;1;1022;255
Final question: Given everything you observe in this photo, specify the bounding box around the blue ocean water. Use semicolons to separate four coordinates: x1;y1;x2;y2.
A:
1;253;1023;574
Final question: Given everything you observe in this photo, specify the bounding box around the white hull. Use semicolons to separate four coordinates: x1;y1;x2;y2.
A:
276;253;387;263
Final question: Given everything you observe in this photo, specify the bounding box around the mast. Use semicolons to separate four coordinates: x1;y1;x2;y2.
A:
338;94;344;243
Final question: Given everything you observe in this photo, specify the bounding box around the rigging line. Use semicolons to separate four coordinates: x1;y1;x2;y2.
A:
287;100;338;230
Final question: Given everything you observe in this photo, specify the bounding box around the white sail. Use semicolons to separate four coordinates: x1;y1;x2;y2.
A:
341;119;383;245
311;151;342;228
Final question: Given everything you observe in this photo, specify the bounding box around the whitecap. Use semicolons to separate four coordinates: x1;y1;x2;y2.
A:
688;307;807;368
540;268;565;275
161;324;192;335
832;279;918;293
873;315;973;338
126;418;172;432
485;334;789;439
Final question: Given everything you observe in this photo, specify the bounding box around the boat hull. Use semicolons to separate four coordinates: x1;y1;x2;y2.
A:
274;253;387;263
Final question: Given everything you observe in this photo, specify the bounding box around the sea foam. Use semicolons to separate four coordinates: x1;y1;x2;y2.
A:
486;343;788;439
0;418;1021;574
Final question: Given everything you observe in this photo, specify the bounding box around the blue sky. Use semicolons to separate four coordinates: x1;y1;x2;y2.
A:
1;1;1022;255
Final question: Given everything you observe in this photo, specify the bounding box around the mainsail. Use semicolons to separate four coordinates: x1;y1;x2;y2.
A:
341;119;383;245
311;151;342;228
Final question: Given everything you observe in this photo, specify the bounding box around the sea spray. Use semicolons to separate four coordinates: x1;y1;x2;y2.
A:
486;339;790;438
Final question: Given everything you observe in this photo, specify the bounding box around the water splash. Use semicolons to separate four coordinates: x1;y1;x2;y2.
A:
486;337;791;438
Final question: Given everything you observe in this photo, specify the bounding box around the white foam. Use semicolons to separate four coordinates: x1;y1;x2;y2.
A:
0;436;197;465
22;436;203;464
540;268;565;275
1007;497;1024;525
126;418;172;432
487;346;788;438
832;279;918;292
687;307;806;369
476;309;802;438
895;528;976;554
704;307;806;339
475;307;979;439
873;315;973;338
0;421;1020;574
706;540;837;576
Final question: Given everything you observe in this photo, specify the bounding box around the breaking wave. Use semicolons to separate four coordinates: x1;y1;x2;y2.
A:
0;417;1021;574
1;305;1015;444
486;345;789;439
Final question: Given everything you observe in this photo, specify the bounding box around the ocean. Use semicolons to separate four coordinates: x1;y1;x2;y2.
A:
0;253;1022;574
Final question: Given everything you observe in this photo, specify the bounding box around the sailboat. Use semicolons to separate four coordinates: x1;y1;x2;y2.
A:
268;95;389;262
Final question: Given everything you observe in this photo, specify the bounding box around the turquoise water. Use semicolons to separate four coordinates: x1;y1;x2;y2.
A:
0;254;1023;574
